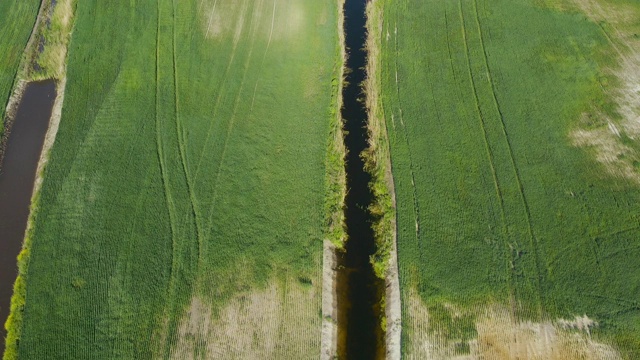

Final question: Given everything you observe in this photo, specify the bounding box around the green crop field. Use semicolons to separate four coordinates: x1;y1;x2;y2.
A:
369;0;640;358
6;0;341;358
0;1;40;135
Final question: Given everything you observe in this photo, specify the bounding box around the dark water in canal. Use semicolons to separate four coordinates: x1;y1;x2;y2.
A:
0;80;56;352
337;0;385;359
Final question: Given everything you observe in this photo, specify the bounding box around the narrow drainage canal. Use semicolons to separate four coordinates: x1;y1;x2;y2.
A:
0;80;56;352
337;0;385;359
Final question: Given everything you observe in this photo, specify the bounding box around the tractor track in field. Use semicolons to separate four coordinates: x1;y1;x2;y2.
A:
171;0;204;275
459;0;548;314
204;0;219;38
443;7;458;85
154;0;181;353
250;0;274;113
471;0;546;314
193;0;248;182
458;0;512;281
265;0;277;56
154;0;178;299
157;0;204;353
203;0;261;232
392;13;421;242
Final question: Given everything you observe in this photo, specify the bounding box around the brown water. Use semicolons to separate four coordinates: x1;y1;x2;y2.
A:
0;80;56;352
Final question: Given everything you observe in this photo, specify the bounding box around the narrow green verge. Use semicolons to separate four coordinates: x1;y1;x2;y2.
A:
363;0;395;279
325;0;347;249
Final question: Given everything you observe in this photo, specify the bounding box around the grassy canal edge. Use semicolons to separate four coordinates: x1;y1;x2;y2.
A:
321;0;347;357
364;0;402;358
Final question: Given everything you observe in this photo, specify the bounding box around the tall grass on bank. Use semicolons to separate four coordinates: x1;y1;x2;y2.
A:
363;0;396;280
325;0;347;249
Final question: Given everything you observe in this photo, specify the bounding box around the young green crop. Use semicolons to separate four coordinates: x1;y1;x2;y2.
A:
371;0;640;357
12;0;341;358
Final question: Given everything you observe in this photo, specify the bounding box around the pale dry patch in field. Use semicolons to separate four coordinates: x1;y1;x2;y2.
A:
201;0;248;40
557;314;598;334
385;223;402;360
613;53;640;137
203;3;224;39
170;277;321;359
404;292;621;360
571;124;640;184
559;0;640;183
403;289;438;360
473;306;619;360
321;241;338;360
230;1;249;48
270;0;305;41
570;0;638;35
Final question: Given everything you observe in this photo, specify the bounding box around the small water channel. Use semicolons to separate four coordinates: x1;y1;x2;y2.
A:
0;80;56;352
337;0;386;358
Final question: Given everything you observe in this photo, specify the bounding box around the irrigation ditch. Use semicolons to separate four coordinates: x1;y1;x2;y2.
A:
335;0;388;359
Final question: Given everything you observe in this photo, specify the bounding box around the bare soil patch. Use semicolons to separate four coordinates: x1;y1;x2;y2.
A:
403;292;621;360
171;276;321;359
563;0;640;183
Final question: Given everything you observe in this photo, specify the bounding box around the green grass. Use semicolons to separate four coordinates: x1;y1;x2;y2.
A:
9;0;341;358
0;0;40;138
372;0;640;357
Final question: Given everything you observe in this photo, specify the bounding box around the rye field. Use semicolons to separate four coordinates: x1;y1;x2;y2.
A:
0;1;40;133
370;0;640;357
7;0;341;358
